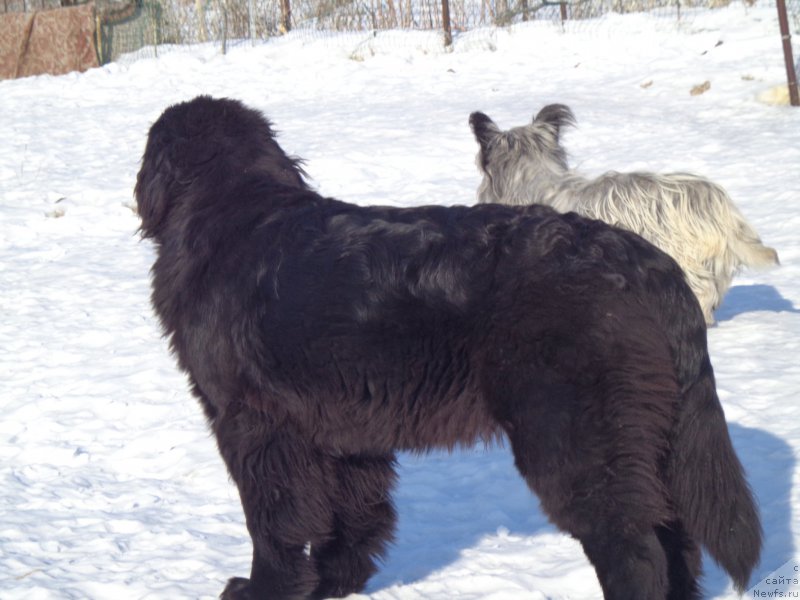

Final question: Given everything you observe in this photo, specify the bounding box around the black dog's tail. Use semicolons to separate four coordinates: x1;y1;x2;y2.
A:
667;356;762;592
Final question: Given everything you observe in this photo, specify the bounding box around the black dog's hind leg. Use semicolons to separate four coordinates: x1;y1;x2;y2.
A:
656;522;703;600
572;522;703;600
215;405;335;600
491;368;682;600
572;514;697;600
576;525;669;600
310;454;398;599
509;417;672;599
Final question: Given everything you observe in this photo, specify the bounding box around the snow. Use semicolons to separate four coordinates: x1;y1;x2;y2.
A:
1;2;799;598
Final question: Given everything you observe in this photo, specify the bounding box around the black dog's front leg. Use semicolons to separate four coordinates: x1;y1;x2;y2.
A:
214;405;333;600
310;454;398;599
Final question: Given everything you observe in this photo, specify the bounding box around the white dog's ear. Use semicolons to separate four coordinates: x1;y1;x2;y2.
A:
533;104;576;138
469;112;501;149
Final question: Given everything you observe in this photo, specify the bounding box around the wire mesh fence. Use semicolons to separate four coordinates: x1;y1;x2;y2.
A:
2;0;799;64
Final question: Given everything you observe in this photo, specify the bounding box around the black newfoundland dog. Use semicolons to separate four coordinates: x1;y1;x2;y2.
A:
135;96;761;600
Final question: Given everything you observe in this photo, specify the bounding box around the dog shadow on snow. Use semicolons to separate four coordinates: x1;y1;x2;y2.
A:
715;284;799;322
367;443;555;593
368;425;795;597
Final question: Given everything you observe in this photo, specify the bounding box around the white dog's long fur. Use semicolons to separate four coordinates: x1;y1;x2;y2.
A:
470;104;779;324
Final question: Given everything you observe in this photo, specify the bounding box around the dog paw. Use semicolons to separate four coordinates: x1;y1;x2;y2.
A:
219;577;257;600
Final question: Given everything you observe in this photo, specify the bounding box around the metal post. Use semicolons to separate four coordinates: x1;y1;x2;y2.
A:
776;0;799;106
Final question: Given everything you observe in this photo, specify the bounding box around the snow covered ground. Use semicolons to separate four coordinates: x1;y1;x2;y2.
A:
1;2;799;598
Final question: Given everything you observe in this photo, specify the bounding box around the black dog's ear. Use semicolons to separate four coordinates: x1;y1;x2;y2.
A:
533;104;576;138
469;112;501;149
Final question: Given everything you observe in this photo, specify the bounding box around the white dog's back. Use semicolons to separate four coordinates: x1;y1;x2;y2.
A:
469;106;779;324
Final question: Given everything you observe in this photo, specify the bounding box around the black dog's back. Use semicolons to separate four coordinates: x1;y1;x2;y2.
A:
136;96;761;600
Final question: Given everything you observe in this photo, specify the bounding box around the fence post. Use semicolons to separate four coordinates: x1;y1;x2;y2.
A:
151;3;159;57
280;0;291;33
441;0;452;47
219;0;227;54
248;0;256;43
776;0;799;106
196;0;208;42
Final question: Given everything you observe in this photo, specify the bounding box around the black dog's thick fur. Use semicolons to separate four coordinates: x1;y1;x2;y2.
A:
136;96;761;600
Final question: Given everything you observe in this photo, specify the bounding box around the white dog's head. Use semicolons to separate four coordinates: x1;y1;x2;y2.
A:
469;104;575;205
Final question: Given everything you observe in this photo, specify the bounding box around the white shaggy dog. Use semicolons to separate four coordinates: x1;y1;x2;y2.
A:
470;104;779;325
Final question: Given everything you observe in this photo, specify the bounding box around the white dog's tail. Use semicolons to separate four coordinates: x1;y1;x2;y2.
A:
726;207;779;271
